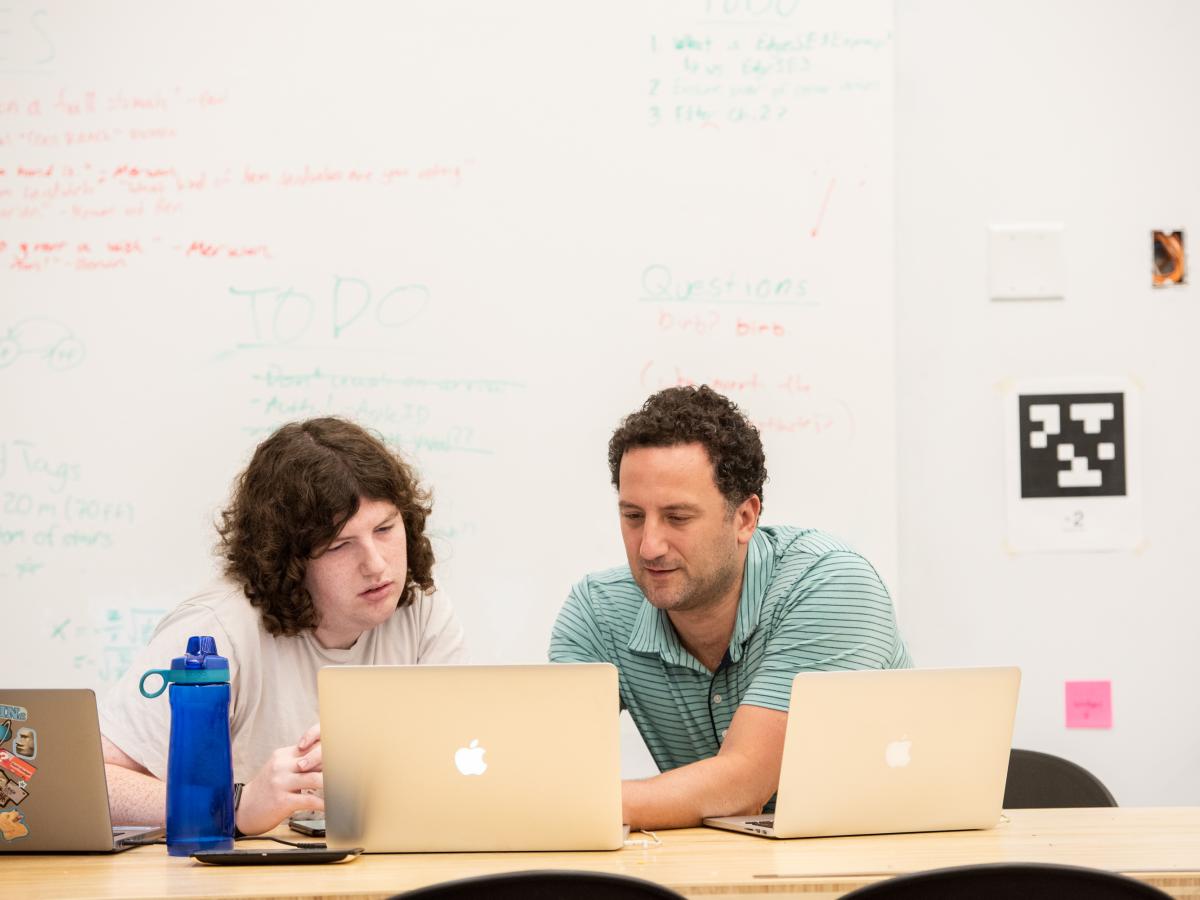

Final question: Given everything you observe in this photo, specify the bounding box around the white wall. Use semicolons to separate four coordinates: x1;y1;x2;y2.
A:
897;0;1200;804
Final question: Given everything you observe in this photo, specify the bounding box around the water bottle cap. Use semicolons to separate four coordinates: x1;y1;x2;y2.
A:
139;635;230;698
173;635;229;671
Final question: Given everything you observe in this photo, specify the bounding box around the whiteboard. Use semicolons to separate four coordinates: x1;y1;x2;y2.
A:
1;0;896;732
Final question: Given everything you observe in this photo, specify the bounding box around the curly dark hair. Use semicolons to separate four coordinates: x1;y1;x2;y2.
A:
608;385;767;509
216;417;435;637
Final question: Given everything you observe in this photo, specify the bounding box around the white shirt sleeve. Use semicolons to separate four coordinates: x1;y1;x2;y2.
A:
413;589;468;664
98;601;237;781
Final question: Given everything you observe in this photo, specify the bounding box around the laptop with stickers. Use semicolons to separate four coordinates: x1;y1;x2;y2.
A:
0;689;163;852
704;666;1021;839
319;664;624;852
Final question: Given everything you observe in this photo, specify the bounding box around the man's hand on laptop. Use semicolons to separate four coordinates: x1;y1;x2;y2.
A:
236;723;324;836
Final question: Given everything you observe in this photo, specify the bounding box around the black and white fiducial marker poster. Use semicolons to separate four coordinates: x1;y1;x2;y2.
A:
1004;377;1142;552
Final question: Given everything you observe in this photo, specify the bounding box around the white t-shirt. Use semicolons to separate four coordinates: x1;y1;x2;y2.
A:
99;580;467;782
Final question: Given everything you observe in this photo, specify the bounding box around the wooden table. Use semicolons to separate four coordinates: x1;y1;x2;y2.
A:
7;807;1200;899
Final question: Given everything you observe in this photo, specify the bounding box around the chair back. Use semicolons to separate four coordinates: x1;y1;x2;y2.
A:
841;862;1169;899
1004;748;1117;808
390;869;686;900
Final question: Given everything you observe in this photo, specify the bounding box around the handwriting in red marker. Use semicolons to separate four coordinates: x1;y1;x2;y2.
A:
184;241;270;260
810;177;835;238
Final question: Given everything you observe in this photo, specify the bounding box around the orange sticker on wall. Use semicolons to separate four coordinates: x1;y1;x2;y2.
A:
1152;230;1186;287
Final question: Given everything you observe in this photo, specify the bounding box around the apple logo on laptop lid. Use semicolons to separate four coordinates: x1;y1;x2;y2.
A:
885;737;912;768
454;739;488;776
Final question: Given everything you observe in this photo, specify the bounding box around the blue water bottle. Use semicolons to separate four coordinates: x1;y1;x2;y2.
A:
139;635;235;857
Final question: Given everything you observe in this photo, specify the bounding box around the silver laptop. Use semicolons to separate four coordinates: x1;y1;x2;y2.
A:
319;664;623;852
704;666;1021;839
0;689;163;852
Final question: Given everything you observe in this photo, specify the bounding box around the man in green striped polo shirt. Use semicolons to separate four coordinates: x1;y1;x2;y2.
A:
550;385;911;830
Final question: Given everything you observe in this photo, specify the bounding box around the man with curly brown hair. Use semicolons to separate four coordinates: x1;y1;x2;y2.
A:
550;385;910;830
99;418;466;835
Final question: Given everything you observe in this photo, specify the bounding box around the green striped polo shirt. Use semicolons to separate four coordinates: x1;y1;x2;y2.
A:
549;525;912;787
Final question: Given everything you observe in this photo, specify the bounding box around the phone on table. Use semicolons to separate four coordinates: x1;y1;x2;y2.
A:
289;815;326;837
192;846;360;865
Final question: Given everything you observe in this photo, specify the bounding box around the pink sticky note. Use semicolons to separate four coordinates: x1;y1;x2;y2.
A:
1065;680;1112;729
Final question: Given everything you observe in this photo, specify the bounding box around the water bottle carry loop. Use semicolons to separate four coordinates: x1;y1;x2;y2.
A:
139;669;169;699
139;668;232;698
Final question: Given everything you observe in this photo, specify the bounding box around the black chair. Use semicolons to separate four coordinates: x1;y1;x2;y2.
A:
841;862;1170;899
1004;748;1117;809
389;869;686;900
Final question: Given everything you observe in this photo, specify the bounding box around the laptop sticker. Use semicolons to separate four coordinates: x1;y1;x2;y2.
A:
0;706;29;748
13;727;35;761
0;773;28;808
0;749;35;783
0;704;30;725
0;809;29;842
